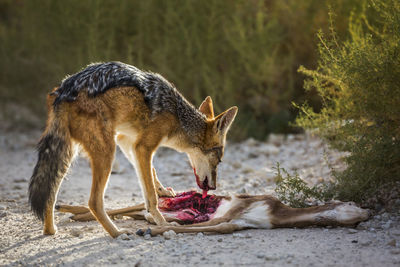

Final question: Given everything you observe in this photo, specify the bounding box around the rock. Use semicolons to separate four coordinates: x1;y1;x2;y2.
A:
232;162;242;169
84;226;95;231
233;233;244;238
13;178;27;183
117;233;131;241
217;238;223;242
390;249;400;255
382;220;393;230
248;152;258;159
197;232;204;237
70;228;82;237
242;168;254;174
244;233;252;238
268;134;284;146
347;229;358;234
256;254;264;259
263;145;279;156
381;213;390;221
356;222;369;230
245;138;259;147
0;204;6;211
163;230;176;240
360;240;372;246
238;187;247;194
387;239;397;247
144;234;151;240
390;229;400;236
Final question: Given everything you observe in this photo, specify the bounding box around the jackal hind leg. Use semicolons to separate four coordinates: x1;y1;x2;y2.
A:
82;135;129;237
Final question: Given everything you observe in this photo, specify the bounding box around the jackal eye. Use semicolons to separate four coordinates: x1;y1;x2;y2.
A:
203;146;223;164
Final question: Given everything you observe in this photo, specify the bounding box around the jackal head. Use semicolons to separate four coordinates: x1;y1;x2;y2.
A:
187;96;237;192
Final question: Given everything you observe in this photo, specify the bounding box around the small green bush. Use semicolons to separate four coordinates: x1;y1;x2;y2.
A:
274;163;334;208
296;0;400;205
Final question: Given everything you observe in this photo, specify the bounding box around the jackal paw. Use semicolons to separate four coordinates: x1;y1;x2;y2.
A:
157;186;176;197
43;225;57;235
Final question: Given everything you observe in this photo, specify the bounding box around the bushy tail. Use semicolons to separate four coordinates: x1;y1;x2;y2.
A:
29;98;74;221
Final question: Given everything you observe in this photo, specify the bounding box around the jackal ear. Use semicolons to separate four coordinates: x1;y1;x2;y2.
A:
213;106;238;134
199;96;214;119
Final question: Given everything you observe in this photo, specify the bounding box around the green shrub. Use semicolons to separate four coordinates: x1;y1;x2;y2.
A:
296;0;400;205
274;163;334;208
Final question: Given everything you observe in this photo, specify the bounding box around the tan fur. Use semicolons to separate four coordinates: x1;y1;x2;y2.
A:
40;87;237;237
57;193;369;236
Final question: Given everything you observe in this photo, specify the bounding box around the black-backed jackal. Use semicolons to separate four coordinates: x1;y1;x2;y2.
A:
29;62;237;237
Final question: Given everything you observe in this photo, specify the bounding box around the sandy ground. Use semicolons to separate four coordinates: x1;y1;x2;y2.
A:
0;130;399;266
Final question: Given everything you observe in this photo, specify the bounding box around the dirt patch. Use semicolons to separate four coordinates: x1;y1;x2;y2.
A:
0;131;399;266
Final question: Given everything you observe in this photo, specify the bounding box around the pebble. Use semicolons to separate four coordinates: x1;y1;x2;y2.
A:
217;238;223;242
360;240;372;246
356;222;369;230
238;188;247;194
390;229;400;236
163;230;176;240
233;233;244;238
390;249;400;255
268;134;284;146
387;239;397;247
144;234;151;240
70;229;82;237
381;213;390;221
232;162;242;169
197;232;204;237
382;220;393;230
117;233;131;241
347;229;358;234
13;178;27;183
244;233;252;238
0;205;6;211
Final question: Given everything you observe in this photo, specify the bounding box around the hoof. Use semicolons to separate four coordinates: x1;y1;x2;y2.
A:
136;228;152;236
136;229;144;236
145;228;152;236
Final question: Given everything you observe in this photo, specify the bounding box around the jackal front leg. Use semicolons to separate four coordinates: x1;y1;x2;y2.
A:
152;168;176;197
133;144;167;226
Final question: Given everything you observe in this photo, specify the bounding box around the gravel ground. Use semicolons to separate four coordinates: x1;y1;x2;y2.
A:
0;130;399;266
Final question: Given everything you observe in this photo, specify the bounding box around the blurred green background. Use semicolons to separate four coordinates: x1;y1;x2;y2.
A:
0;0;361;139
